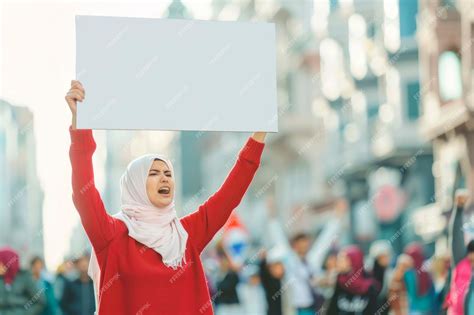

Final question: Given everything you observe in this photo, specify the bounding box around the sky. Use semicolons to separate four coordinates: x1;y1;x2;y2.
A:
0;0;214;269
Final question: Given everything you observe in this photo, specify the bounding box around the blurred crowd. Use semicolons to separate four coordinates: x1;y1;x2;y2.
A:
204;192;474;315
1;193;474;315
0;251;94;315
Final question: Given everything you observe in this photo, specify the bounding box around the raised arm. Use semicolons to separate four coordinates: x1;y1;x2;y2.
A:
263;199;345;272
181;133;265;252
307;218;341;271
66;80;117;251
307;200;347;271
449;191;469;266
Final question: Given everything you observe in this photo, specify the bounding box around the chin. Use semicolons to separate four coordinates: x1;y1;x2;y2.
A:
153;198;172;208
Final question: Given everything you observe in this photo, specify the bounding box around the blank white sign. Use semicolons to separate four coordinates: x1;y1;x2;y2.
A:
75;15;278;132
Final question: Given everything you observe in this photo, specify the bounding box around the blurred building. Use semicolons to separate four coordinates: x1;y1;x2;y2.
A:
418;0;474;249
183;0;323;245
311;0;436;253
217;0;435;253
0;100;44;266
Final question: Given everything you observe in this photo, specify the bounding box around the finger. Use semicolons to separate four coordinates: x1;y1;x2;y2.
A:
69;89;85;99
66;91;84;102
73;88;85;98
71;81;84;92
65;94;76;106
66;91;82;102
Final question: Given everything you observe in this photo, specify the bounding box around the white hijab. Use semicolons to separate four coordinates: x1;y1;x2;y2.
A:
88;154;188;310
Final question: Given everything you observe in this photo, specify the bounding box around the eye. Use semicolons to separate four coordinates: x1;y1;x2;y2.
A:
149;172;157;176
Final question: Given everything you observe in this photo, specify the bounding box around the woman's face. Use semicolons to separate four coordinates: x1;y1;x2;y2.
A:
337;252;352;273
146;160;174;208
268;262;285;279
377;253;391;267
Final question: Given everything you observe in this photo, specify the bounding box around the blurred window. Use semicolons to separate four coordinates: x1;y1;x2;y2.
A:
367;103;379;121
438;50;463;102
399;0;418;38
330;0;339;13
406;81;420;121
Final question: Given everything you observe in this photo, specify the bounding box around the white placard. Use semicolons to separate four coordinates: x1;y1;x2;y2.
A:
75;15;278;132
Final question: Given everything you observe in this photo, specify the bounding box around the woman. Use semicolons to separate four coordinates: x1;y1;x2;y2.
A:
404;243;435;315
0;247;45;315
369;240;393;315
326;245;380;315
314;248;338;303
214;246;242;315
64;80;266;315
215;249;242;315
430;254;449;314
259;247;287;315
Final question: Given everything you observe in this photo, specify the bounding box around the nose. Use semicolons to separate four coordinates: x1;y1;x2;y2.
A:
159;175;169;183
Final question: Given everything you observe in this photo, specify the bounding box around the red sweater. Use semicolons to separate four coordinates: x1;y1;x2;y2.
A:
69;128;264;315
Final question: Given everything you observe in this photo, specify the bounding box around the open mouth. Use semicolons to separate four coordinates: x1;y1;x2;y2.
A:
158;186;171;195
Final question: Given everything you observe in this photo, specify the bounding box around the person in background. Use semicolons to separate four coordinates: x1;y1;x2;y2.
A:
444;190;473;315
0;247;45;315
369;240;394;315
214;245;242;315
289;231;326;314
388;254;413;315
445;240;474;315
31;256;60;315
60;254;95;315
404;243;435;315
259;246;288;315
265;197;345;315
238;263;266;315
326;245;380;315
430;254;449;314
53;259;75;315
313;248;339;303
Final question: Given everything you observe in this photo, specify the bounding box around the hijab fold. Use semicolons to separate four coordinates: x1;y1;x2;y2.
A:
405;243;431;296
0;247;20;285
88;154;188;310
338;245;377;295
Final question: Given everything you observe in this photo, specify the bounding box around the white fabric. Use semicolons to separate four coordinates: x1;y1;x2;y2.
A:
88;154;188;312
237;283;267;315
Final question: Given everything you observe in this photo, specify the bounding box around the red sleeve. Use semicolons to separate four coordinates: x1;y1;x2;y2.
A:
69;126;118;252
181;137;265;252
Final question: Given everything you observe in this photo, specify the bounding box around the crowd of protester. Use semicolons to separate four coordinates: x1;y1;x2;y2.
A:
205;192;474;315
2;192;474;314
0;251;94;315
